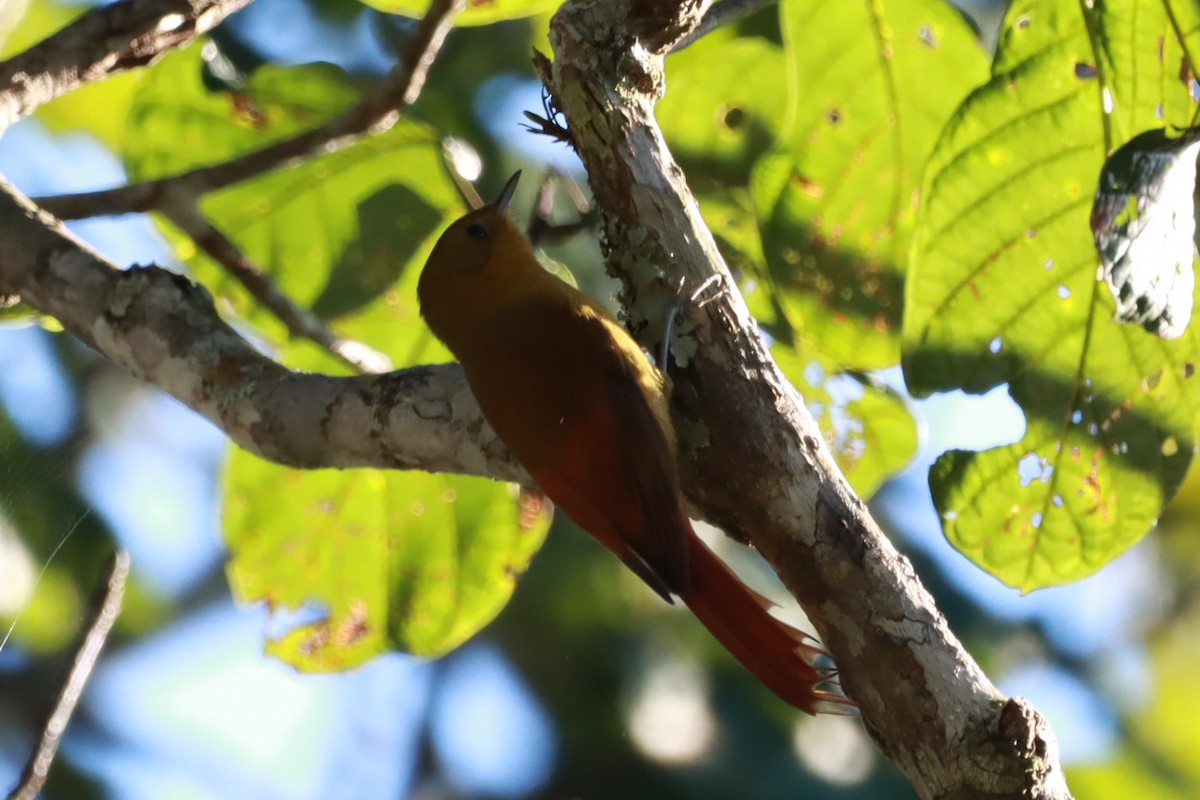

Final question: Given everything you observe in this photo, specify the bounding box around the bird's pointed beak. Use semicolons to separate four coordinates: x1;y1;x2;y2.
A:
494;170;521;215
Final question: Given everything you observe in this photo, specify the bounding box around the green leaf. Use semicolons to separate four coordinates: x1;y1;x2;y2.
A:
756;0;988;369
224;451;551;667
358;0;561;25
309;183;442;320
905;0;1200;590
659;32;787;184
124;44;460;356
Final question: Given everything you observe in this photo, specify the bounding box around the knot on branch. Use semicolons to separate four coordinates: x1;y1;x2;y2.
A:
629;0;709;52
551;0;710;96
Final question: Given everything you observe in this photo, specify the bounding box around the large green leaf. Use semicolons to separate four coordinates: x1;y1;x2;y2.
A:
658;24;942;496
904;0;1200;591
659;32;787;185
224;453;551;667
358;0;560;25
123;43;460;353
756;0;988;369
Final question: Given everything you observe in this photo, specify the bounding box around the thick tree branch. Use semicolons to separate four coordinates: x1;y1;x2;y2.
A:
0;176;524;484
37;0;464;221
0;0;254;133
673;0;777;51
540;1;1072;798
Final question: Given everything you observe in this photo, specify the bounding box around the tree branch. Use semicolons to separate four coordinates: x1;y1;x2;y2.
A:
0;0;254;133
29;0;462;373
540;1;1073;798
6;551;130;800
37;0;465;221
160;199;393;374
0;176;524;483
672;0;777;51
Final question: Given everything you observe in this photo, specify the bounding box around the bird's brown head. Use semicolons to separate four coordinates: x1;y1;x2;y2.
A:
417;171;533;321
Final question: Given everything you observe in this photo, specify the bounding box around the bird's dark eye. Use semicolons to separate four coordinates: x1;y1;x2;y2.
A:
467;223;487;240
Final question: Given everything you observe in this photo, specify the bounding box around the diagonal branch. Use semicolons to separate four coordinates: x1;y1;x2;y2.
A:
6;551;130;800
160;199;393;374
31;0;462;373
0;0;255;133
672;0;778;51
540;0;1073;798
37;0;465;222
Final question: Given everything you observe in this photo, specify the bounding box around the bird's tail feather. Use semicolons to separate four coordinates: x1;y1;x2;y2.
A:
679;533;850;715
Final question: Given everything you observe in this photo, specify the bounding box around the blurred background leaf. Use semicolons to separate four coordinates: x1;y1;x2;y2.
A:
224;456;550;668
359;0;563;26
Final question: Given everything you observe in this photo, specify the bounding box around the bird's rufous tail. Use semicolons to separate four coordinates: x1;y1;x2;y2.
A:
678;532;848;715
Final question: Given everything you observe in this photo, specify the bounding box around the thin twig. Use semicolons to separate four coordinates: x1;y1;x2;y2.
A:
441;137;485;210
672;0;778;52
162;199;393;374
37;0;466;221
7;550;132;800
527;169;595;246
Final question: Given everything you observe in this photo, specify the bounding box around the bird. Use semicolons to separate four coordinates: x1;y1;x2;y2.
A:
417;170;837;713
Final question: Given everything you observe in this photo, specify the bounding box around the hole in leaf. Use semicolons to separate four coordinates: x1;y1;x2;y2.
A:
1058;285;1071;300
989;337;1004;354
1184;363;1195;378
1075;62;1098;79
1045;259;1055;270
1071;409;1083;424
1183;61;1200;100
720;105;747;132
1052;494;1065;507
1017;452;1053;486
1162;436;1179;456
1032;512;1043;528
